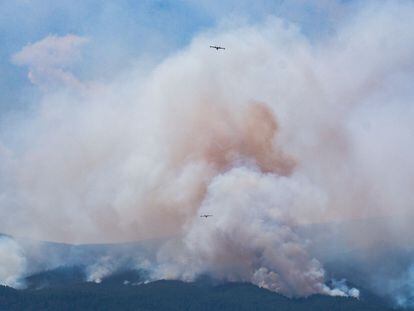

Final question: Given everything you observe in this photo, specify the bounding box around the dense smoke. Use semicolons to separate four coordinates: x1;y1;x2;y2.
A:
1;0;414;303
0;237;26;288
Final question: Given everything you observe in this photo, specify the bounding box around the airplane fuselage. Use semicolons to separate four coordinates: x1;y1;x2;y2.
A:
210;45;225;50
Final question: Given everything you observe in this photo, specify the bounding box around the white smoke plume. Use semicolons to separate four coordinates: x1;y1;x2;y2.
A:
0;237;26;288
86;256;120;284
154;167;351;297
11;34;88;89
1;0;414;301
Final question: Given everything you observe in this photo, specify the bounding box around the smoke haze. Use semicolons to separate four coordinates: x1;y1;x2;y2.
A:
1;0;414;305
0;237;26;288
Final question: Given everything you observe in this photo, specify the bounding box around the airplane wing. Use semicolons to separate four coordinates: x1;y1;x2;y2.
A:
210;45;225;50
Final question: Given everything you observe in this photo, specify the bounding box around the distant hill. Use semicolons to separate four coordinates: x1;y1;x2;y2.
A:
0;268;396;311
1;222;413;310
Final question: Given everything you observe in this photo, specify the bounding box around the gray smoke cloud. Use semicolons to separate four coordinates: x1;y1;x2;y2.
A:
0;237;26;288
1;0;414;303
154;167;345;297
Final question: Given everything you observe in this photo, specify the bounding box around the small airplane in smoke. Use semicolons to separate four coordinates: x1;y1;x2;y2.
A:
200;214;213;218
210;45;225;51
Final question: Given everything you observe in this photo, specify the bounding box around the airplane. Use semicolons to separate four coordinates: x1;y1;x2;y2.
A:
200;214;213;218
210;45;225;51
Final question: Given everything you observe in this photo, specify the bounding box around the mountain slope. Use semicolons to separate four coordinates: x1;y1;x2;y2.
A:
0;279;395;311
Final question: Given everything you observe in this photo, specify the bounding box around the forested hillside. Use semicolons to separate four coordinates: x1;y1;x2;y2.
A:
0;277;395;311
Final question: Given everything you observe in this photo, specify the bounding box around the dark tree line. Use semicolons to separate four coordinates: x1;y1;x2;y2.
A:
0;279;398;311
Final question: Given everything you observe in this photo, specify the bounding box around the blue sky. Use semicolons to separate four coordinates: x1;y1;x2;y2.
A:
0;0;355;113
0;0;210;112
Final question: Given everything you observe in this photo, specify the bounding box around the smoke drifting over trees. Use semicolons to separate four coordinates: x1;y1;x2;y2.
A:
1;0;414;305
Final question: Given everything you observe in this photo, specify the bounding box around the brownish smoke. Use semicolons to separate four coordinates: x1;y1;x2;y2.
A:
242;103;295;175
145;101;297;238
169;101;295;175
